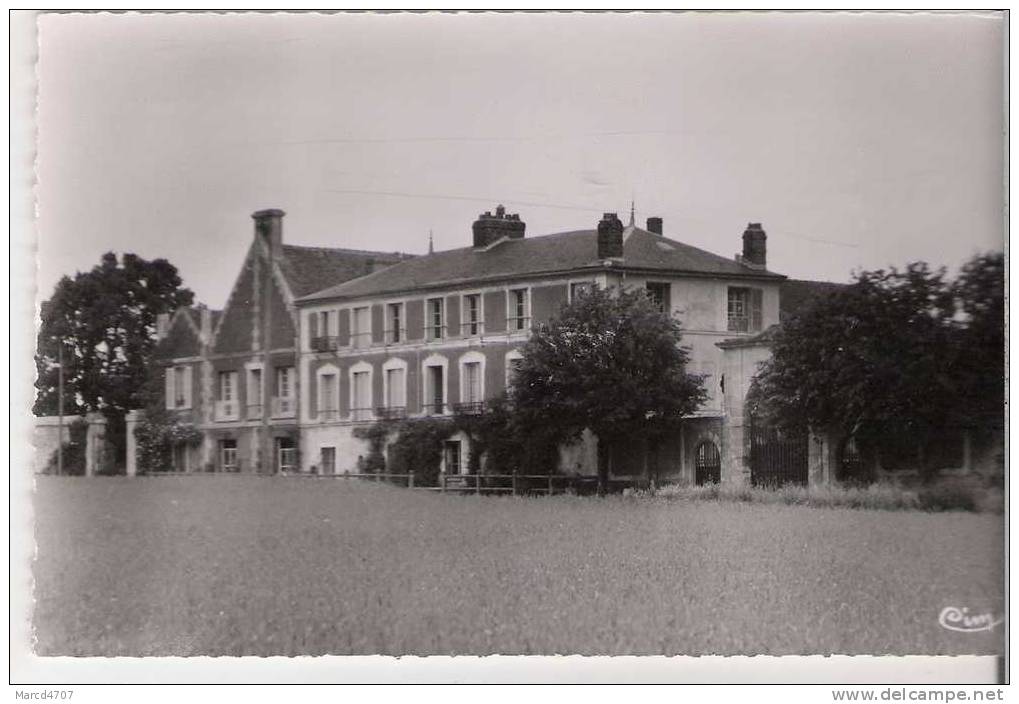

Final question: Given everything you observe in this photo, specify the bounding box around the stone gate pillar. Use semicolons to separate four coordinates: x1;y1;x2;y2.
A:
84;412;107;477
124;410;144;477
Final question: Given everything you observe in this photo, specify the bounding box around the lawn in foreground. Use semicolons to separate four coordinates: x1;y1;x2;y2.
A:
32;476;1003;656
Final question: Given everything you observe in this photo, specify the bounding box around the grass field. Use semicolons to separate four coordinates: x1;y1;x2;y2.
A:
32;476;1003;656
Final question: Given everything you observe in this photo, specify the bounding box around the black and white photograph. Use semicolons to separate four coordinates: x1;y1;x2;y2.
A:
13;9;1007;685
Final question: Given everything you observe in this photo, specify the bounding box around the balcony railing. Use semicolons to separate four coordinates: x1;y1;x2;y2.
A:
506;316;531;332
311;335;340;352
727;315;751;333
215;400;239;421
350;407;374;422
453;401;486;416
318;408;339;422
272;396;296;418
385;329;407;345
376;406;407;420
422;402;447;416
460;320;485;337
246;403;262;420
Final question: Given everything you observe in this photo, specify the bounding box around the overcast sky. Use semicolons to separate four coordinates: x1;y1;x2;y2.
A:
36;11;1005;308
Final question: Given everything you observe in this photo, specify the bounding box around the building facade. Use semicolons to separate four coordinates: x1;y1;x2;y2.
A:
151;210;412;474
294;207;786;483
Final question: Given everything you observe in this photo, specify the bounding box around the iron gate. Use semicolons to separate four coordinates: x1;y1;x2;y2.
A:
748;417;808;487
694;441;721;485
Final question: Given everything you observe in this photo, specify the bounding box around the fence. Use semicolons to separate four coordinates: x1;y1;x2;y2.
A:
283;470;648;496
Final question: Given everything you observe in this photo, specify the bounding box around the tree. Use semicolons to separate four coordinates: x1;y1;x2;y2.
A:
753;257;1003;480
512;286;706;491
952;252;1005;425
34;252;194;465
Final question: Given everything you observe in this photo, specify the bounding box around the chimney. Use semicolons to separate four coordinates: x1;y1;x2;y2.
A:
156;312;170;341
472;204;526;248
252;208;285;259
597;212;624;259
646;217;663;235
198;304;213;345
741;222;767;268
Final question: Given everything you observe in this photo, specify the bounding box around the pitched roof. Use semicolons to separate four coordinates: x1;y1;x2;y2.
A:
181;306;222;331
779;278;848;321
299;226;784;303
279;245;415;298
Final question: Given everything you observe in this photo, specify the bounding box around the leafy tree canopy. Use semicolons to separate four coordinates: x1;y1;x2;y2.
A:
34;252;194;419
512;285;706;451
754;254;1004;466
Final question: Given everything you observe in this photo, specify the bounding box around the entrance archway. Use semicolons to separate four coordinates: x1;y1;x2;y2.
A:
694;441;721;485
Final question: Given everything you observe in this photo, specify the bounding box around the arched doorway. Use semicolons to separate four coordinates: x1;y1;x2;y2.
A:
694;441;721;485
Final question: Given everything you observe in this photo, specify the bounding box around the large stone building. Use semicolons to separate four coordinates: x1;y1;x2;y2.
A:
294;207;786;483
149;205;861;484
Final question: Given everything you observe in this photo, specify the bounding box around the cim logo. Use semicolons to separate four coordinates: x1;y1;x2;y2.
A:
938;606;1002;633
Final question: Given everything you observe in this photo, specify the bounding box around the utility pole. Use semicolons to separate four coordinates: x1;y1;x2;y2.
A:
57;343;64;476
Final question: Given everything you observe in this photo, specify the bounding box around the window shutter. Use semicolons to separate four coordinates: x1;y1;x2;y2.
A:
165;368;175;409
183;366;193;409
338;309;350;346
308;312;318;346
751;288;763;332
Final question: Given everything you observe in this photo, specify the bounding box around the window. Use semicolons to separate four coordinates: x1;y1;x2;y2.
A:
463;294;481;336
220;439;238;473
426;364;445;415
508;288;529;330
216;371;239;420
444;440;462;475
427;298;444;340
276;437;296;473
272;366;295;418
320;446;336;475
247;368;263;419
319;373;338;419
387;302;403;344
219;371;235;401
505;351;524;391
464;362;481;403
173;366;187;407
352;370;371;421
352;306;371;348
385;367;406;409
645;282;671;313
319;310;337;337
727;287;763;333
570;281;594;301
313;310;339;351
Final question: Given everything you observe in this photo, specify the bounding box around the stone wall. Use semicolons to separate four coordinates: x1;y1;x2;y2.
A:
32;415;84;474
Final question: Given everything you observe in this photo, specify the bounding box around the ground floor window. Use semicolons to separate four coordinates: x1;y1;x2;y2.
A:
443;440;462;475
277;437;296;473
320;446;336;475
219;439;238;473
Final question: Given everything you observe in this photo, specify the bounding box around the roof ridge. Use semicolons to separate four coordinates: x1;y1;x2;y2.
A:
281;243;413;257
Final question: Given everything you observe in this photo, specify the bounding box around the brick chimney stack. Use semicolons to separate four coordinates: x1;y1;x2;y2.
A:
741;222;767;268
252;208;286;259
472;204;525;248
646;217;663;235
597;212;624;259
